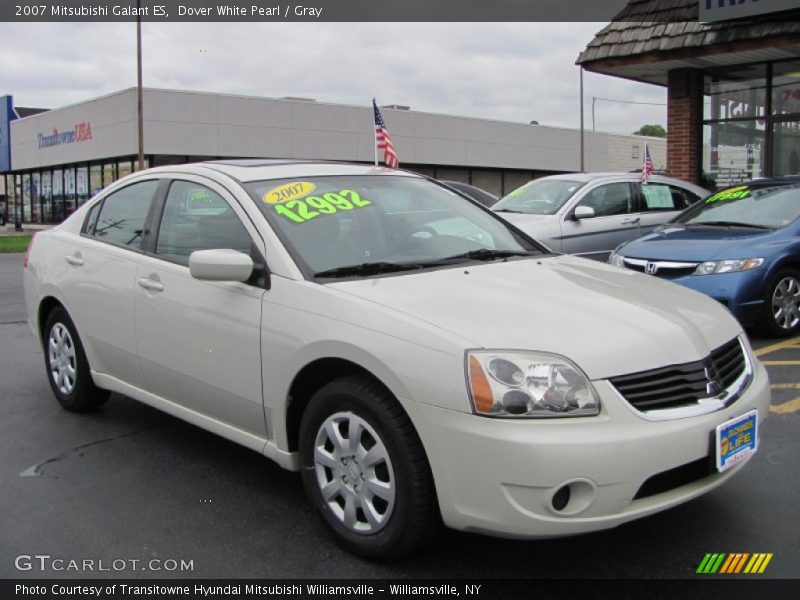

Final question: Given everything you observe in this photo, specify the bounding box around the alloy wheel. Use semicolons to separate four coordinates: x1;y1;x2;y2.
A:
771;276;800;331
48;323;77;395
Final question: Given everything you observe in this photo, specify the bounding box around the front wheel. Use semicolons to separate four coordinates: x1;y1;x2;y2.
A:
760;268;800;337
298;376;440;560
43;307;109;411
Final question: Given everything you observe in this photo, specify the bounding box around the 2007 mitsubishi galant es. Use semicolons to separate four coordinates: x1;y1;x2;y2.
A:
24;160;769;559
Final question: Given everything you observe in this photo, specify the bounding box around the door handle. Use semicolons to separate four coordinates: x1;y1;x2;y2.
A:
65;252;84;267
137;276;164;292
621;217;640;224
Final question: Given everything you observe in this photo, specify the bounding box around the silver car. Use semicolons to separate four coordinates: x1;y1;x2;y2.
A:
493;173;709;260
23;161;766;560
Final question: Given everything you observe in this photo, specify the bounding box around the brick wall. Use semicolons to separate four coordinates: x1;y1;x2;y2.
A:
667;69;703;183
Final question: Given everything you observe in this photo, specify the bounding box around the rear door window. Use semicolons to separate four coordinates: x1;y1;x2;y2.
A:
639;183;700;212
90;180;160;249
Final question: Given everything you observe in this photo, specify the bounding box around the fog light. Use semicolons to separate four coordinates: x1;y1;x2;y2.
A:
552;485;571;512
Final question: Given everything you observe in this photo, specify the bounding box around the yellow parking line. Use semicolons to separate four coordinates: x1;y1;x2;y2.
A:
755;336;800;357
761;360;800;366
770;383;800;389
770;397;800;414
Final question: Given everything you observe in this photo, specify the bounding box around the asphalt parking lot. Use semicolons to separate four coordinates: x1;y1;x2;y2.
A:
0;252;798;579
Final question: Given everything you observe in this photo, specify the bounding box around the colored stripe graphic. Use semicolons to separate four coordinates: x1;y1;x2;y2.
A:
699;553;773;574
697;553;726;573
744;553;773;574
720;553;750;573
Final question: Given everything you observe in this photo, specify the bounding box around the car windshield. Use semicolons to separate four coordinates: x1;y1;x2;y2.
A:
245;175;545;277
675;183;800;230
492;179;585;215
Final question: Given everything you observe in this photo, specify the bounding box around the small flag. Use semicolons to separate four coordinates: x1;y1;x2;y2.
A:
373;99;399;169
642;142;653;183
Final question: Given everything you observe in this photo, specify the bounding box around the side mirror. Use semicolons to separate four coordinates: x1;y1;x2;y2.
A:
573;205;596;220
189;249;254;282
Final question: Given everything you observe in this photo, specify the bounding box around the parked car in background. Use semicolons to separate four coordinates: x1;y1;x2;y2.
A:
439;180;498;207
492;173;708;260
24;161;768;559
610;177;800;337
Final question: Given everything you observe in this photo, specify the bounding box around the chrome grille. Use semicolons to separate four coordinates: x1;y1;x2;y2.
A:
609;338;747;413
622;258;698;279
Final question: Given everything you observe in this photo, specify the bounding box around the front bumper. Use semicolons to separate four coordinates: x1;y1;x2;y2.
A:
653;270;766;326
403;358;770;538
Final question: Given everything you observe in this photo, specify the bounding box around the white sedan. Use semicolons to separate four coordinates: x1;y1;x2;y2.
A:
24;160;769;559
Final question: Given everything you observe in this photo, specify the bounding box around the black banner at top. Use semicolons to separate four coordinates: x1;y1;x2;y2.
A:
3;0;680;23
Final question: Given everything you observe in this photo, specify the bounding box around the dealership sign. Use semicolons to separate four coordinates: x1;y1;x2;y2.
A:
38;122;93;149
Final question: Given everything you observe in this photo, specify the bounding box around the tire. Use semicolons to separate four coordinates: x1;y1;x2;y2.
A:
42;306;109;412
299;375;441;560
759;268;800;338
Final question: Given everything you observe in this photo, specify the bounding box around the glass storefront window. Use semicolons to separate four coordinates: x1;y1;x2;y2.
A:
773;120;800;177
21;174;31;223
702;123;765;187
102;163;115;187
64;168;77;219
503;171;533;196
52;169;63;223
118;160;133;179
90;164;103;195
40;171;51;222
471;170;502;197
704;65;767;121
31;173;41;223
772;61;800;117
76;166;89;205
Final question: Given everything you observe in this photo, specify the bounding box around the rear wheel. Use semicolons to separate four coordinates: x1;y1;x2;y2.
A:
298;376;440;560
43;307;109;411
760;268;800;337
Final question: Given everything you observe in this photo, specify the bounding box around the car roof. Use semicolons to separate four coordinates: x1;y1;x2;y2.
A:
143;160;420;183
728;176;800;189
536;172;687;184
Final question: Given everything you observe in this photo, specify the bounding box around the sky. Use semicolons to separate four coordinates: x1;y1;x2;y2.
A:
0;22;667;135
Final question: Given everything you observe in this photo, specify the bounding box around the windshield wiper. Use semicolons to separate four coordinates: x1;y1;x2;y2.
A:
493;208;527;213
690;221;773;230
314;262;426;278
437;249;535;262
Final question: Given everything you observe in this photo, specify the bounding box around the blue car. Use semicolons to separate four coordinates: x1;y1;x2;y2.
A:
609;178;800;337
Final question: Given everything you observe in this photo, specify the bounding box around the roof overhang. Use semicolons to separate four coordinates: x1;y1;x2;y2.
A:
581;36;800;87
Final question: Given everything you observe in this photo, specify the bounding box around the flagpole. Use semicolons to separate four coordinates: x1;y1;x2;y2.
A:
372;99;379;166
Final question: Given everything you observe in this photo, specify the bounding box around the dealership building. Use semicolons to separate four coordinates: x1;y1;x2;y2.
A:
0;87;664;227
578;0;800;188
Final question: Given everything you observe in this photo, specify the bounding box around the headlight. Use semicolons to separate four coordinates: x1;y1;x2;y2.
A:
694;258;764;275
467;351;600;418
608;251;625;268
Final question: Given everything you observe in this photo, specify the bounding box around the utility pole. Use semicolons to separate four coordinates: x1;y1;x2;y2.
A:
579;67;585;173
136;0;144;171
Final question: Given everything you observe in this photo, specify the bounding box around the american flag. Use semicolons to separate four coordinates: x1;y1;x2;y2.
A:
641;143;653;183
373;99;399;168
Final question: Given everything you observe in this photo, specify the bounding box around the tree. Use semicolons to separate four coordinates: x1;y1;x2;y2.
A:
633;124;666;138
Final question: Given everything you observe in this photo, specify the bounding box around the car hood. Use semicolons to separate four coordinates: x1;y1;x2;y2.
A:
619;224;776;261
328;255;741;380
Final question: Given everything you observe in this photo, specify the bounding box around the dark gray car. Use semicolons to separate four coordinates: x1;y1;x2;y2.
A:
492;172;709;261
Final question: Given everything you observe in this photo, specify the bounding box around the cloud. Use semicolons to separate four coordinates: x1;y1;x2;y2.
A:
0;22;667;134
